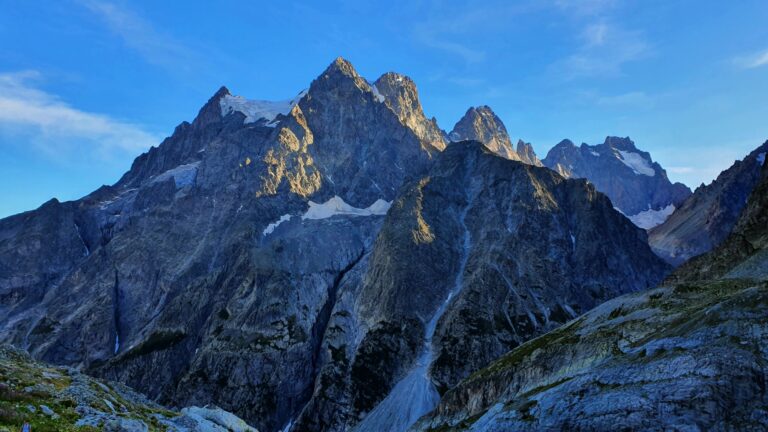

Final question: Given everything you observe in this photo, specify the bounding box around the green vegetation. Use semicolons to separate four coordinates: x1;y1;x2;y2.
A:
0;346;178;431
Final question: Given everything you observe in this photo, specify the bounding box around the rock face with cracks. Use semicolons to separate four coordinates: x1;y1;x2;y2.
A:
413;155;768;432
0;57;669;432
542;136;691;224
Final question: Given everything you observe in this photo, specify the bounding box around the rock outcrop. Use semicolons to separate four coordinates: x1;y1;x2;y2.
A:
649;140;768;265
542;137;691;228
413;150;768;432
0;344;259;431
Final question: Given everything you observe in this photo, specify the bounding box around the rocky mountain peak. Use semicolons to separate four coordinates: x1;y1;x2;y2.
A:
516;139;543;166
449;106;520;161
373;72;446;151
325;56;359;78
543;136;692;224
602;135;637;151
192;85;232;128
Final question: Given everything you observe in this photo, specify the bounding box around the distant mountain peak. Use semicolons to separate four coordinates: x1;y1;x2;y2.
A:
543;137;692;222
373;71;446;151
516;139;543;167
449;105;520;161
326;56;358;76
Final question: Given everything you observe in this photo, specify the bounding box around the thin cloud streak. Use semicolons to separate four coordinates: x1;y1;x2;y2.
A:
733;49;768;69
555;22;650;79
0;71;160;158
77;0;197;71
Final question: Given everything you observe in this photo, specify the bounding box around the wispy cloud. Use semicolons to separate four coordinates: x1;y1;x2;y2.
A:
733;48;768;69
553;0;616;16
410;2;535;64
555;22;650;78
77;0;196;71
595;91;654;108
0;71;160;159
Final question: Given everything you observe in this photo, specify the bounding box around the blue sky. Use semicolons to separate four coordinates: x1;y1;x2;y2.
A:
1;0;767;217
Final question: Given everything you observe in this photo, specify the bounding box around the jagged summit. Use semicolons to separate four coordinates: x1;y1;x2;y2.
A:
325;56;359;77
373;72;446;151
516;139;542;166
543;136;692;224
449;105;520;161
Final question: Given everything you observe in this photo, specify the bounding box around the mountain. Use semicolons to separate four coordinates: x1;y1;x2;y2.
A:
413;151;768;431
516;139;543;167
293;142;667;431
0;344;258;431
649;140;768;265
372;72;447;152
0;58;668;432
449;106;520;161
0;57;439;432
542;137;692;228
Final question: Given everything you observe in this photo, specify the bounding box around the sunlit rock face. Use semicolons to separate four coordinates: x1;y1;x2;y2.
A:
0;57;668;432
542;136;691;227
650;140;768;265
414;158;768;432
449;106;521;161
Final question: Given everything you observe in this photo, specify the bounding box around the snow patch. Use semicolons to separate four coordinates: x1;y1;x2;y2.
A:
570;234;576;249
302;196;391;220
263;214;292;237
590;150;600;157
220;90;306;125
627;204;675;230
616;150;655;176
153;162;200;188
758;152;766;166
370;85;386;103
114;334;119;354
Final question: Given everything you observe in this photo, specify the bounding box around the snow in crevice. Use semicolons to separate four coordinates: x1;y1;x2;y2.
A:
73;222;90;257
262;197;391;238
152;162;200;188
354;182;477;432
114;334;120;354
758;152;766;166
627;204;675;230
570;234;576;250
301;196;391;220
590;150;600;157
263;214;292;237
616;150;655;176
370;84;386;103
220;90;306;125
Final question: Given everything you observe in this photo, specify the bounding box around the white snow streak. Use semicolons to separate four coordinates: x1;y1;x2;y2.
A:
627;204;675;230
220;90;306;125
616;150;655;176
301;196;391;220
758;152;766;166
370;85;386;103
262;214;292;237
